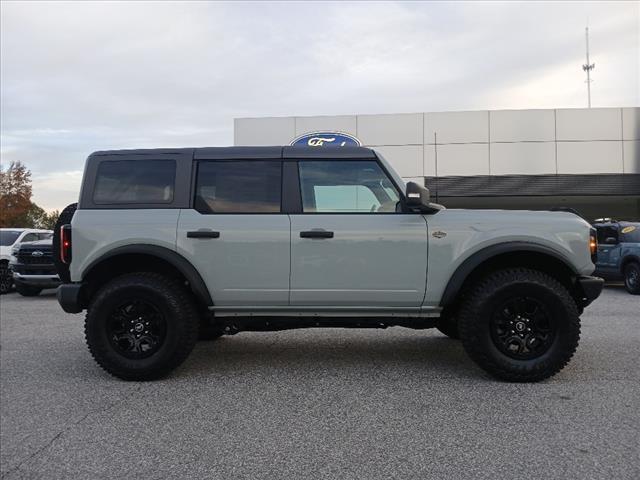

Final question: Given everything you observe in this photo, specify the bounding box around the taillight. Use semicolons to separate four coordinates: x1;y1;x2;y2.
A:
60;224;72;264
589;227;597;262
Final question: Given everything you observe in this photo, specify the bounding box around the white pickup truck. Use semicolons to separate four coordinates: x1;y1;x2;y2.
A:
0;228;53;294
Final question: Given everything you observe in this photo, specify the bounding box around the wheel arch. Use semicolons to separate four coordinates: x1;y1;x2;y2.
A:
82;245;213;307
440;242;579;309
620;254;640;274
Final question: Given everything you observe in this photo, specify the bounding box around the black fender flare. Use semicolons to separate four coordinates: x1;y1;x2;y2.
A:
440;242;579;308
82;244;213;306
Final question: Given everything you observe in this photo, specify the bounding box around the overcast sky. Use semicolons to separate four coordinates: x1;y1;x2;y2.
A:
1;0;638;211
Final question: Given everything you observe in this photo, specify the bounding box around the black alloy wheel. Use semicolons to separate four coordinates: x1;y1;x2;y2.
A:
107;299;167;359
490;296;556;360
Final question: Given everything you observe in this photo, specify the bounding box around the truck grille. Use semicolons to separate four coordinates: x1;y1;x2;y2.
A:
17;248;53;265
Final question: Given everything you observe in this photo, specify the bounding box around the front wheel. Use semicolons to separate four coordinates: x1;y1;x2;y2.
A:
623;262;640;295
0;262;12;294
85;272;199;380
458;268;580;382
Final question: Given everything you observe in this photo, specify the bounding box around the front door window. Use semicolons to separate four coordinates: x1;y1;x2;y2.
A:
298;161;400;213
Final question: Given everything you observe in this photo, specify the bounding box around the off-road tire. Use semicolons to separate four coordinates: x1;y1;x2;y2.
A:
85;272;199;381
623;262;640;295
52;203;77;283
458;268;580;382
0;261;12;294
15;284;42;296
436;315;460;339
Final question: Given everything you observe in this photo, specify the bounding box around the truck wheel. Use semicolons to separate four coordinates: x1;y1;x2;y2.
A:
0;261;11;294
623;262;640;295
15;284;42;296
52;203;77;283
85;272;199;381
458;268;580;382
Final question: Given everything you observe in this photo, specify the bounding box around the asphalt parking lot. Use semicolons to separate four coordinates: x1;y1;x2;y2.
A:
1;287;639;480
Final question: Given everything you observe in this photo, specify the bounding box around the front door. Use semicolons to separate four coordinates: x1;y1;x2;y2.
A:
289;160;429;307
177;159;290;306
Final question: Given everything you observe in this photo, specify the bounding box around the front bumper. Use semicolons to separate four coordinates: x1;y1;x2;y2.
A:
576;275;604;307
13;272;61;289
57;283;85;314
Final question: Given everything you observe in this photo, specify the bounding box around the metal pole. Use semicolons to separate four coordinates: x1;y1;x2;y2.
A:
582;27;595;108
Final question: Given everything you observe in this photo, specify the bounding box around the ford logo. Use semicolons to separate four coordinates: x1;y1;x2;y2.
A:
291;131;362;148
31;250;44;257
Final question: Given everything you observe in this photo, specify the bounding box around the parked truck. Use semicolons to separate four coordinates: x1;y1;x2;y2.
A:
53;146;603;382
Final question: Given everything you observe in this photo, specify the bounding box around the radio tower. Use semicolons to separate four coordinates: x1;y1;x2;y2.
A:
582;26;595;108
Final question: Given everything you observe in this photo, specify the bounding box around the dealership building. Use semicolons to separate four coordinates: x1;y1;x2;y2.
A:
235;107;640;220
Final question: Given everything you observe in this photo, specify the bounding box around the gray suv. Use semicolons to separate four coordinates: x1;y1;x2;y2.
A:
55;146;603;382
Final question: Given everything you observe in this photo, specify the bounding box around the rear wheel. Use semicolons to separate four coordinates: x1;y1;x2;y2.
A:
85;272;199;380
15;284;42;296
0;261;11;294
623;262;640;295
458;268;580;382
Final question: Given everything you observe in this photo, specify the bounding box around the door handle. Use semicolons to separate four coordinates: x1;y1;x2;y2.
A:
187;230;220;239
300;230;334;239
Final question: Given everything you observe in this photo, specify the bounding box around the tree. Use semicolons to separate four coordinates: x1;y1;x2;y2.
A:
0;161;59;229
25;203;60;230
0;161;32;227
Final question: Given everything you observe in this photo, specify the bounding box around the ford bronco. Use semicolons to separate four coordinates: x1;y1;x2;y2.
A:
54;146;603;382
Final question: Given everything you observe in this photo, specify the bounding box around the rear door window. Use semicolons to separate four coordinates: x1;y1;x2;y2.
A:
93;160;176;204
195;161;282;213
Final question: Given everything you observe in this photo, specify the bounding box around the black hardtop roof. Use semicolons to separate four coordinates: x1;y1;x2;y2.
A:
89;146;377;160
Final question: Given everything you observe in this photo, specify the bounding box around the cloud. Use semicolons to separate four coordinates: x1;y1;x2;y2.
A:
1;0;638;210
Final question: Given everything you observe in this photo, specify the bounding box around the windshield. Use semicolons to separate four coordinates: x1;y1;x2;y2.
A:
0;230;22;246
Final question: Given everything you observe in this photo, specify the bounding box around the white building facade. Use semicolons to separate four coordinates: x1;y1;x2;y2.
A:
235;108;640;220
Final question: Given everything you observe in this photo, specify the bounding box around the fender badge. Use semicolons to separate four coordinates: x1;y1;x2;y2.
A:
432;231;447;239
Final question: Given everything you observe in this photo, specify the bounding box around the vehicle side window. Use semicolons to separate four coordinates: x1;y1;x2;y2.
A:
21;233;38;243
38;233;53;240
596;226;619;244
298;161;400;213
195;161;282;214
93;160;176;204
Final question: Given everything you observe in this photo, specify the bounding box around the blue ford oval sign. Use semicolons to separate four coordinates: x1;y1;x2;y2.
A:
290;131;362;148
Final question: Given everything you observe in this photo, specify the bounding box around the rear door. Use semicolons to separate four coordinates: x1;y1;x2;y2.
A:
288;159;429;307
176;157;290;306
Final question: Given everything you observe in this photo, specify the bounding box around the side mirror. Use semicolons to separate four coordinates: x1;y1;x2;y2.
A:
405;182;431;210
605;237;618;245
